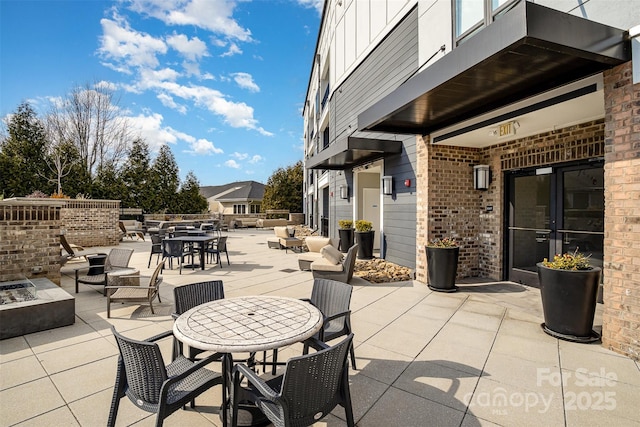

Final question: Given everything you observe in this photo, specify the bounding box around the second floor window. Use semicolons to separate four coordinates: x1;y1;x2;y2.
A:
455;0;517;45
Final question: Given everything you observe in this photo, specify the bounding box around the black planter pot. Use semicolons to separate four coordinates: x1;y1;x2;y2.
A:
338;228;354;253
537;263;602;343
355;231;375;259
425;246;459;292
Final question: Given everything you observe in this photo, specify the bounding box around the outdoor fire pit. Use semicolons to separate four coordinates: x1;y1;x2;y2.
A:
0;278;75;340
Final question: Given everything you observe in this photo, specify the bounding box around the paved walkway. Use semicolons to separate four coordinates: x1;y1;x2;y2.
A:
1;229;638;426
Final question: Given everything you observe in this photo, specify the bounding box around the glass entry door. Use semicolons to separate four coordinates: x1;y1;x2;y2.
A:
507;162;604;286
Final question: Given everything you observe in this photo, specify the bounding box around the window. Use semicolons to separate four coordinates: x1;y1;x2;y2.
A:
322;127;330;149
233;204;246;214
250;204;261;214
454;0;517;45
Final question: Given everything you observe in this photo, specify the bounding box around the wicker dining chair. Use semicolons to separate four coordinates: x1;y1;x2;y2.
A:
172;280;225;360
108;326;222;427
264;278;356;374
148;234;163;268
232;334;355;427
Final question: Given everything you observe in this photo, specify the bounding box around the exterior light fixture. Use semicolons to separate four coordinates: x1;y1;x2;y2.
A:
339;185;348;199
382;176;393;195
473;165;491;190
404;179;411;187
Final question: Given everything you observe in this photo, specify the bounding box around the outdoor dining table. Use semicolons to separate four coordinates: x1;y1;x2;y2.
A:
163;235;217;270
173;295;323;427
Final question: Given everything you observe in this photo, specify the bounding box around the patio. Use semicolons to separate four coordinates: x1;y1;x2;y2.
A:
1;228;638;426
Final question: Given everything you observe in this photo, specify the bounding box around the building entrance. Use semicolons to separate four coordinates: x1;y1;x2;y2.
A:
506;161;604;287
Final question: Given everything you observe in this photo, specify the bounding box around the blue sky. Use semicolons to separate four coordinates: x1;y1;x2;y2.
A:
0;0;322;185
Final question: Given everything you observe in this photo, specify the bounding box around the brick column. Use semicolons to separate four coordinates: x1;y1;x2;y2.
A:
602;62;640;361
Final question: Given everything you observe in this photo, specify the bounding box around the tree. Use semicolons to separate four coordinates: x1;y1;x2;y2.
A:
0;102;51;196
46;82;130;178
175;171;208;214
120;138;151;210
93;161;127;201
148;144;179;213
262;161;303;213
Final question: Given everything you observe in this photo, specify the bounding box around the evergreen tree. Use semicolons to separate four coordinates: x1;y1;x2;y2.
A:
262;161;303;213
0;102;52;196
93;161;127;201
149;144;179;213
175;171;208;214
120;138;151;210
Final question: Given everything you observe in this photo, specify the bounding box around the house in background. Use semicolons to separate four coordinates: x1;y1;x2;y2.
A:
302;0;639;360
200;181;265;216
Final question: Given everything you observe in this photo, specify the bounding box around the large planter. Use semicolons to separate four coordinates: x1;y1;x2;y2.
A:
355;231;374;259
425;246;459;292
537;263;602;343
338;228;354;253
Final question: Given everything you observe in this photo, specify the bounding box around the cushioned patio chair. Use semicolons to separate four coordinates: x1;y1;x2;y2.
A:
105;259;165;318
171;280;225;360
264;278;356;374
107;326;222;427
232;334;355;427
74;248;134;293
311;244;358;284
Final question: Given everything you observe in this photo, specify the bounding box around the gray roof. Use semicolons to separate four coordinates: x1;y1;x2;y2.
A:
200;181;265;201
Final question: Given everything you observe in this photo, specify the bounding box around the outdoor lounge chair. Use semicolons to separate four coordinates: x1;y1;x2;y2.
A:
106;259;165;318
311;244;358;284
232;334;355;427
108;326;222;427
74;248;134;293
59;234;100;264
118;220;145;241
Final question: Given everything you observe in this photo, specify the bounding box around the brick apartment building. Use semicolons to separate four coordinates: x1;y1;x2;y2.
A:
302;0;639;359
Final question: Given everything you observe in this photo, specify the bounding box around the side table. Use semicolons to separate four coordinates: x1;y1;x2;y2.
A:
279;237;303;254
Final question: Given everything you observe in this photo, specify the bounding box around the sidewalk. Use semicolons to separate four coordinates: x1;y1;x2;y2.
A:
1;229;638;426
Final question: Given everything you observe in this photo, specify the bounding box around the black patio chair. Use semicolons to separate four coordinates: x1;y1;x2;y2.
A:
74;248;134;294
172;280;225;360
231;334;355;427
205;235;229;267
264;278;356;374
162;240;195;274
148;234;163;268
107;326;222;427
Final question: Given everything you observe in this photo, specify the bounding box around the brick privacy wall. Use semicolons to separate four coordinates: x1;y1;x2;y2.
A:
0;204;62;285
602;62;640;361
416;122;605;284
61;200;120;247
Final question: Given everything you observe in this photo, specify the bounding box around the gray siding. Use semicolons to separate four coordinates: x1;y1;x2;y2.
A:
326;7;420;269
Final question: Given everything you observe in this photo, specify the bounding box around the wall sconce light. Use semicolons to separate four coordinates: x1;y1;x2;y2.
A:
473;165;491;190
404;179;411;188
382;176;393;195
339;185;348;199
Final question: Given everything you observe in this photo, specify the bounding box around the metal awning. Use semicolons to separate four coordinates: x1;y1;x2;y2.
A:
358;1;630;135
305;134;402;170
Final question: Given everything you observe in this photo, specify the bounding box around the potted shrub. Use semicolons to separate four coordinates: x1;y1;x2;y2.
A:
425;237;459;292
338;220;354;254
537;251;601;342
354;220;374;259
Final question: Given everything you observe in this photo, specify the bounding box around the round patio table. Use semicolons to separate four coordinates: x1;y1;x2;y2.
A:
173;295;323;427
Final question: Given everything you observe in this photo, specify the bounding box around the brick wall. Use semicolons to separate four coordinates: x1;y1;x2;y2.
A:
601;62;640;361
61;200;120;247
0;201;63;284
416;121;605;283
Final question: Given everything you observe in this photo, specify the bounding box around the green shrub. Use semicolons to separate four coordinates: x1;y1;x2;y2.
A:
338;219;353;229
542;250;592;270
355;220;373;232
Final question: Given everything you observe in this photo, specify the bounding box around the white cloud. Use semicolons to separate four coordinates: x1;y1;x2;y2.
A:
127;0;252;41
166;33;208;61
187;138;222;155
157;93;187;114
225;159;241;169
248;155;263;164
296;0;324;14
221;42;242;57
232;152;248;160
98;16;167;71
232;72;259;93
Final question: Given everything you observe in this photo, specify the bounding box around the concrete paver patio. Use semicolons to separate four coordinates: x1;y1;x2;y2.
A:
1;228;639;426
